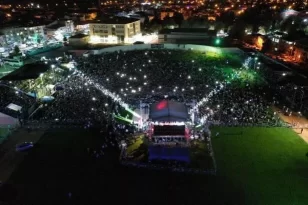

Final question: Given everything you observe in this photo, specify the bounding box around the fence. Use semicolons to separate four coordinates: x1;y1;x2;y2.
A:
90;44;245;56
121;161;216;175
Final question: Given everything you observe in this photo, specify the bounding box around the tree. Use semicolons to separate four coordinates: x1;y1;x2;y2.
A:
214;21;226;32
162;17;177;29
148;22;162;33
14;45;20;55
181;20;191;28
218;11;235;28
229;21;246;40
173;12;184;27
261;39;273;53
143;16;150;26
63;36;68;42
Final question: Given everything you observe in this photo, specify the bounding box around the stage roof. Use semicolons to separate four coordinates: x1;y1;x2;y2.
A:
149;100;188;122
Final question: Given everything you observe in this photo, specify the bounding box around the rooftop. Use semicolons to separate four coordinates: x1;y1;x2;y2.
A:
91;16;140;24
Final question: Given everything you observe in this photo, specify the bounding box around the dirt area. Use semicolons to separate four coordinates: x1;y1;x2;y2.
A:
274;107;308;143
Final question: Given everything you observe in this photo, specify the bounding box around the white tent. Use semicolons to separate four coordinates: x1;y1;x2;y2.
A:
6;103;22;112
0;112;19;128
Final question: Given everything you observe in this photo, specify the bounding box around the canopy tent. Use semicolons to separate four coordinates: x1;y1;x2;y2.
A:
149;100;188;122
6;103;22;112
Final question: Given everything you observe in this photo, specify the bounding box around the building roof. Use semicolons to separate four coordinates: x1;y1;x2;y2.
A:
149;100;188;122
92;16;140;24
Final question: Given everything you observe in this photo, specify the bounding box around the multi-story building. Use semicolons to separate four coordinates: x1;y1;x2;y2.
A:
45;20;75;41
0;24;45;46
89;16;141;44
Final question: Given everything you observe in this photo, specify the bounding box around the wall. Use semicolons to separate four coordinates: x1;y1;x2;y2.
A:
158;33;211;43
91;43;244;56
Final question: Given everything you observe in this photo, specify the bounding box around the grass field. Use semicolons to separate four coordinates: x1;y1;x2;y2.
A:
2;126;307;205
211;127;308;205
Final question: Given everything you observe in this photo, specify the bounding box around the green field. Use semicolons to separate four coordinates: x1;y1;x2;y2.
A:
212;127;308;205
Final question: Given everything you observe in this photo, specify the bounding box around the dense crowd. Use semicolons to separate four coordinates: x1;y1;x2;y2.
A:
0;49;279;127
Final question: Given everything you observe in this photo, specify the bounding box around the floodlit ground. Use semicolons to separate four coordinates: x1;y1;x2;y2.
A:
212;126;308;205
126;135;145;154
126;136;214;170
125;135;148;161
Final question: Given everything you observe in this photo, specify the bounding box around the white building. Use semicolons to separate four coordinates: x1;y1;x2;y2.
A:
45;20;75;41
89;16;141;44
0;24;45;46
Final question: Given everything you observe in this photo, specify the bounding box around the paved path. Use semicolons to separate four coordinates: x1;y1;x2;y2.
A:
0;128;46;183
274;107;308;143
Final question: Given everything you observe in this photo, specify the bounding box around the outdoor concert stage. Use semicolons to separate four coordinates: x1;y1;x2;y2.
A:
147;100;190;162
123;100;214;171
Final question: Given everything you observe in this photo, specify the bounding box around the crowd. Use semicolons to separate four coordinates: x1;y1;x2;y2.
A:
121;160;216;175
0;49;280;128
0;84;36;119
201;84;278;125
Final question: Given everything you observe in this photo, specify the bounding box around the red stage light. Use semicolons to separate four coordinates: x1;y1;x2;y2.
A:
156;100;167;110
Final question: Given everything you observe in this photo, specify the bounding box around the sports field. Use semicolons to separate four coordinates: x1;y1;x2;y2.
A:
1;126;308;205
212;127;308;205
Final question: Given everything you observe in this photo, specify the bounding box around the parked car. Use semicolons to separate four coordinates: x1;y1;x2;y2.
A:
16;142;34;152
